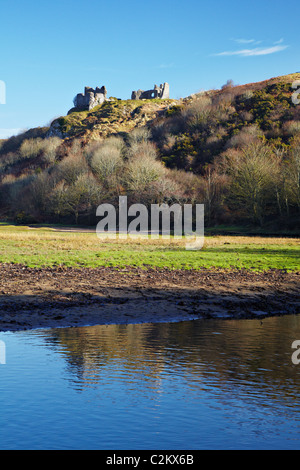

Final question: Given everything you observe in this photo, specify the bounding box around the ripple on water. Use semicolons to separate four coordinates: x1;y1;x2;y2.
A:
1;315;300;449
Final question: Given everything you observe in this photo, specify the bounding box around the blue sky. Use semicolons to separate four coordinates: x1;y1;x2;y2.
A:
0;0;299;138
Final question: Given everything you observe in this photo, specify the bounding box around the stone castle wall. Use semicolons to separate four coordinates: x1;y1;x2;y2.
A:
73;86;107;111
72;82;169;112
131;83;169;100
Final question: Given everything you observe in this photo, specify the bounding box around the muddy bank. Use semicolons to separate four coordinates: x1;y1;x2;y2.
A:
0;264;299;331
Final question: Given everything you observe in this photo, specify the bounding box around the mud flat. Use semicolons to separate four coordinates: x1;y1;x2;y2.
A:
0;264;299;331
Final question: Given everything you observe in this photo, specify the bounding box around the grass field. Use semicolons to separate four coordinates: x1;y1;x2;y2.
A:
0;224;299;271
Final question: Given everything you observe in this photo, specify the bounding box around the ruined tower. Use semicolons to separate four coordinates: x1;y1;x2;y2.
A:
73;85;107;111
131;83;169;100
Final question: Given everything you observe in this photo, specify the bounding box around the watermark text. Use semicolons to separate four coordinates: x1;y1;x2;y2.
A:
0;340;6;364
291;340;300;365
0;80;6;105
96;196;204;250
292;80;300;105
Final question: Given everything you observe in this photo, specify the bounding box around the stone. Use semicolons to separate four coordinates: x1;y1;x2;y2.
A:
131;82;169;100
73;85;107;111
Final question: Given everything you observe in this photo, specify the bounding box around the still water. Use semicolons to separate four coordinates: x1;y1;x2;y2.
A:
1;316;300;450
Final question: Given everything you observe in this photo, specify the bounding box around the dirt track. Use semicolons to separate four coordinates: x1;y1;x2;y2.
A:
0;264;299;331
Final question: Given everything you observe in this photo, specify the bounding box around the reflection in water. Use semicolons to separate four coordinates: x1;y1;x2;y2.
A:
41;317;300;403
1;316;300;449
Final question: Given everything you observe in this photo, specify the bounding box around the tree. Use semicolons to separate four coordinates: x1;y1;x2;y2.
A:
285;138;300;210
124;155;166;194
48;181;68;221
222;142;279;225
89;142;123;186
199;165;229;225
55;153;89;185
63;174;100;224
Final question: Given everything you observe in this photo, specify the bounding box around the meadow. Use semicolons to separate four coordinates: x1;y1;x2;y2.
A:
0;224;299;272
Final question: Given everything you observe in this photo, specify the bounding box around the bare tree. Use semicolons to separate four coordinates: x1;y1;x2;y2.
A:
221;142;279;225
285;139;300;209
54;153;89;185
90;143;123;185
62;174;100;224
124;155;166;194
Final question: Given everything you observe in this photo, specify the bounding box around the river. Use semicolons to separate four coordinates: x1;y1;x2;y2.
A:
1;315;300;449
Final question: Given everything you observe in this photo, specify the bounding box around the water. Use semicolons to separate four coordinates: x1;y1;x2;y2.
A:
1;316;300;450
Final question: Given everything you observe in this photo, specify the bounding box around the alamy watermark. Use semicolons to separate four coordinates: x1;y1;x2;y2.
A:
96;196;204;250
0;340;6;364
0;80;6;105
291;340;300;365
292;80;300;105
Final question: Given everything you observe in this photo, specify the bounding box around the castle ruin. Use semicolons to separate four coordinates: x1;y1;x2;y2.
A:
131;83;169;100
71;82;170;112
73;86;107;111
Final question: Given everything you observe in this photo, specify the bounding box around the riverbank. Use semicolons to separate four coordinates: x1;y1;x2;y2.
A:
0;264;299;331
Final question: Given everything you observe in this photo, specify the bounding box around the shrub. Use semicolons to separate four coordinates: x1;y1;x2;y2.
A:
54;153;89;185
19;138;45;159
128;140;158;160
127;127;151;145
124;155;166;193
221;79;235;90
41;137;62;164
19;136;61;164
225;124;262;149
181;96;212;131
283;121;300;136
89;141;123;184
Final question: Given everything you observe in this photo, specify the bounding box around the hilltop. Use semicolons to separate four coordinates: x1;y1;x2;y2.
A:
0;73;299;229
49;97;178;141
2;72;300;164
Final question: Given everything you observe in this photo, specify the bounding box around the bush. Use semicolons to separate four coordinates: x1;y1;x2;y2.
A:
225;124;262;149
128;140;158;160
41;137;62;164
54;153;89;185
127;127;151;145
19;138;44;159
124;155;166;193
181;97;212;131
283;121;300;137
19;136;61;164
88;141;123;185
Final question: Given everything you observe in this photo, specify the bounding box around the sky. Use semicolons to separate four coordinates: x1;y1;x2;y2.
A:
0;0;299;138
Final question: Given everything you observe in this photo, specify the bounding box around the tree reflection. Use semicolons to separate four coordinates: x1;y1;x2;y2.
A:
39;316;300;410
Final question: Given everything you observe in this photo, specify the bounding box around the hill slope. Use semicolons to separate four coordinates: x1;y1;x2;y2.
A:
0;73;299;229
48;97;178;142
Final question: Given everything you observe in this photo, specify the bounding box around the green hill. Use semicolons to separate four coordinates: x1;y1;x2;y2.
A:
0;73;299;230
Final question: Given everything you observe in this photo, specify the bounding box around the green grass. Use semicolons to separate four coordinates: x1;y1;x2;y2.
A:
55;97;175;137
0;225;299;271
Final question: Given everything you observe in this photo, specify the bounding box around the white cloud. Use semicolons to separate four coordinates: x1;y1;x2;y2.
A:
214;45;288;57
233;38;262;45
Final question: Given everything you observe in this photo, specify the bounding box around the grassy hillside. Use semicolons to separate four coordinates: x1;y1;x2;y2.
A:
49;97;177;141
0;73;299;230
152;73;300;171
